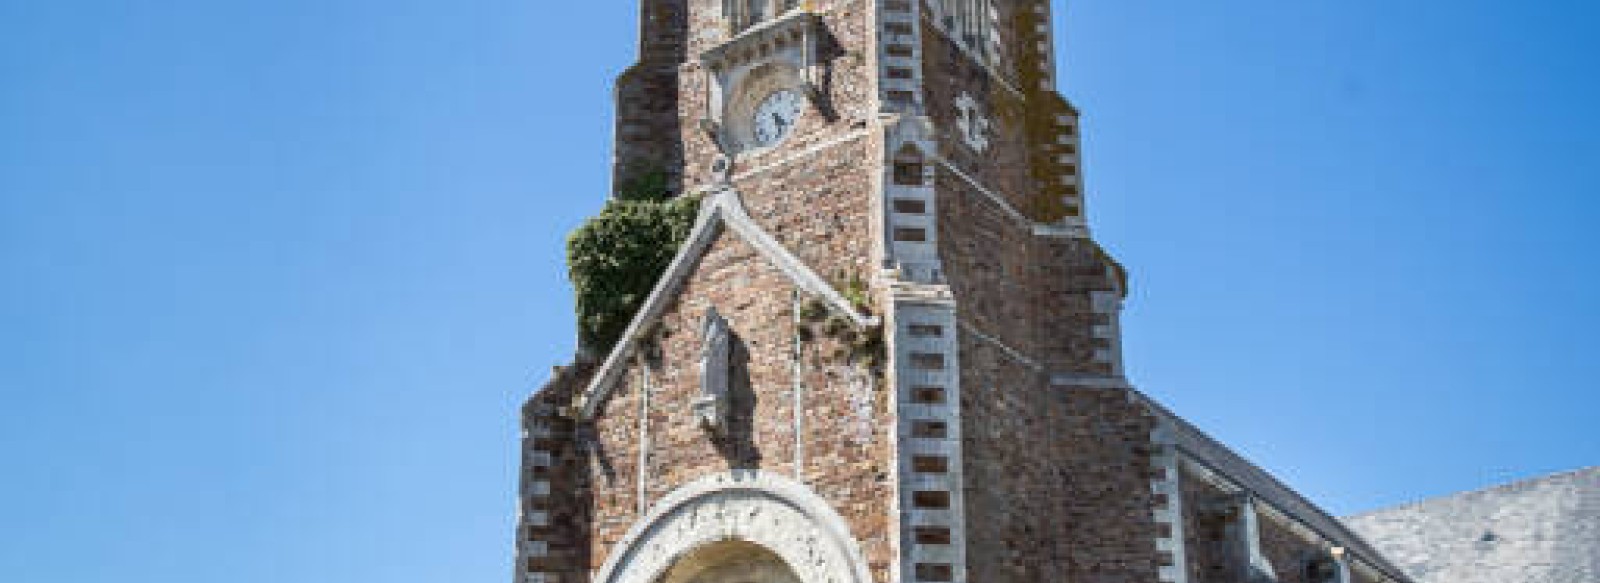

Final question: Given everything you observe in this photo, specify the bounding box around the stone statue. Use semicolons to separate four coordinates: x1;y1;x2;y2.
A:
695;307;732;433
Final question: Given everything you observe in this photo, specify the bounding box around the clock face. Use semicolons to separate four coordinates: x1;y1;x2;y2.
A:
751;89;802;148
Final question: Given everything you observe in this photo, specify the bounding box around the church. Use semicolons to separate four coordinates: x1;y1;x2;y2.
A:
512;1;1419;583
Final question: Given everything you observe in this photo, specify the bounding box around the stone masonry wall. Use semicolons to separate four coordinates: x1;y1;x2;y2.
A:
926;7;1159;583
614;0;688;192
955;322;1166;583
517;364;595;583
1177;465;1393;583
957;336;1060;581
583;229;898;583
922;21;1037;218
1180;469;1234;583
935;173;1121;381
1032;237;1120;375
731;137;880;287
1259;512;1329;583
677;0;877;191
1050;386;1165;583
936;173;1037;356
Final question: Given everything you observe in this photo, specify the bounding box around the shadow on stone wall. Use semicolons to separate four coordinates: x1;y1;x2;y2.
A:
709;334;762;470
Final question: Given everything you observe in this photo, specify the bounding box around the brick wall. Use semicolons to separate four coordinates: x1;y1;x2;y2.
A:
953;329;1167;583
676;0;877;191
957;337;1061;581
614;0;688;192
581;229;898;583
544;3;1414;583
731;137;880;286
1049;386;1165;583
924;6;1162;582
1180;470;1234;583
1258;512;1327;583
922;22;1037;216
1032;237;1121;374
517;364;595;583
936;173;1037;355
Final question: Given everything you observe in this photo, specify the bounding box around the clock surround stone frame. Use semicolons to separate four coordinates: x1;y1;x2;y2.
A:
699;10;827;155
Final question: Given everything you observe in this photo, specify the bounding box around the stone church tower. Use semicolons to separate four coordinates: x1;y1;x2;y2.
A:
515;2;1416;583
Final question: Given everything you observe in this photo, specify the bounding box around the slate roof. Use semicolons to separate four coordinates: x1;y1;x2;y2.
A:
1344;467;1600;583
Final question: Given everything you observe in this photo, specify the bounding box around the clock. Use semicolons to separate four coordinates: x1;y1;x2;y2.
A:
750;89;802;148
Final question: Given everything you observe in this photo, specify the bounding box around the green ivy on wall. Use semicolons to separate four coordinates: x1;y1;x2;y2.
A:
567;172;700;355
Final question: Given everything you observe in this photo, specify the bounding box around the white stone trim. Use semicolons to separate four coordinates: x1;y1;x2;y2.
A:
727;127;871;183
515;416;558;583
957;319;1041;371
578;188;879;418
1331;547;1354;583
934;157;1090;239
878;0;927;114
1177;448;1415;583
1049;373;1133;389
1238;495;1277;579
790;291;805;480
935;157;1028;224
883;115;943;284
1090;288;1125;375
636;360;654;514
593;471;873;583
888;287;968;583
1031;0;1057;91
1151;421;1190;583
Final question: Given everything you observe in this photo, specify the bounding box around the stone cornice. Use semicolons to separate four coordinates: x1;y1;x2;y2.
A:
699;10;822;73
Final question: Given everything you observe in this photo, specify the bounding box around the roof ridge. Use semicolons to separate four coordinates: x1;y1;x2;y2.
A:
1346;465;1600;519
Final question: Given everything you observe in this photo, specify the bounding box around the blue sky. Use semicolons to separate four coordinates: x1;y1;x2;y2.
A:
1;1;1596;582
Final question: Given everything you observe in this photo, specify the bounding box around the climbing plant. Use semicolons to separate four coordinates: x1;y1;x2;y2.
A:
568;171;700;355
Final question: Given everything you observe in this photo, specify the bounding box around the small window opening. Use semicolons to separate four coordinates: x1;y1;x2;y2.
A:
911;353;946;370
913;455;949;473
893;145;927;186
893;198;928;214
914;526;953;544
894;227;928;242
912;491;951;508
916;563;954;582
911;386;946;404
911;420;948;438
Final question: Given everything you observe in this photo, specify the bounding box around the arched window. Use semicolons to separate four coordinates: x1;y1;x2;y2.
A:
892;144;927;186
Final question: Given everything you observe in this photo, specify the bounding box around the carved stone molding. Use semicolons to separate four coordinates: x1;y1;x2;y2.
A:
594;471;872;583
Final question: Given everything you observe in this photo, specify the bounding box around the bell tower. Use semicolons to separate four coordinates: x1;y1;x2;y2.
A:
515;3;1417;583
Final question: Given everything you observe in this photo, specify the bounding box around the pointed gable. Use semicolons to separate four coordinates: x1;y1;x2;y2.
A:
577;188;877;418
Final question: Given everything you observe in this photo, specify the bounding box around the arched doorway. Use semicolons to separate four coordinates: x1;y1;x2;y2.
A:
657;541;801;583
595;471;871;583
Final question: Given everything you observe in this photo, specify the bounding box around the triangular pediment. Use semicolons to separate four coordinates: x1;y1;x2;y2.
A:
576;187;876;417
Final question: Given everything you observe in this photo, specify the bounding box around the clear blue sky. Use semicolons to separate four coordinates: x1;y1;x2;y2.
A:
2;1;1595;582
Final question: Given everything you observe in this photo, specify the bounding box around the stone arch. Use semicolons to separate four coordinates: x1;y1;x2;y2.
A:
657;541;800;583
595;471;872;583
